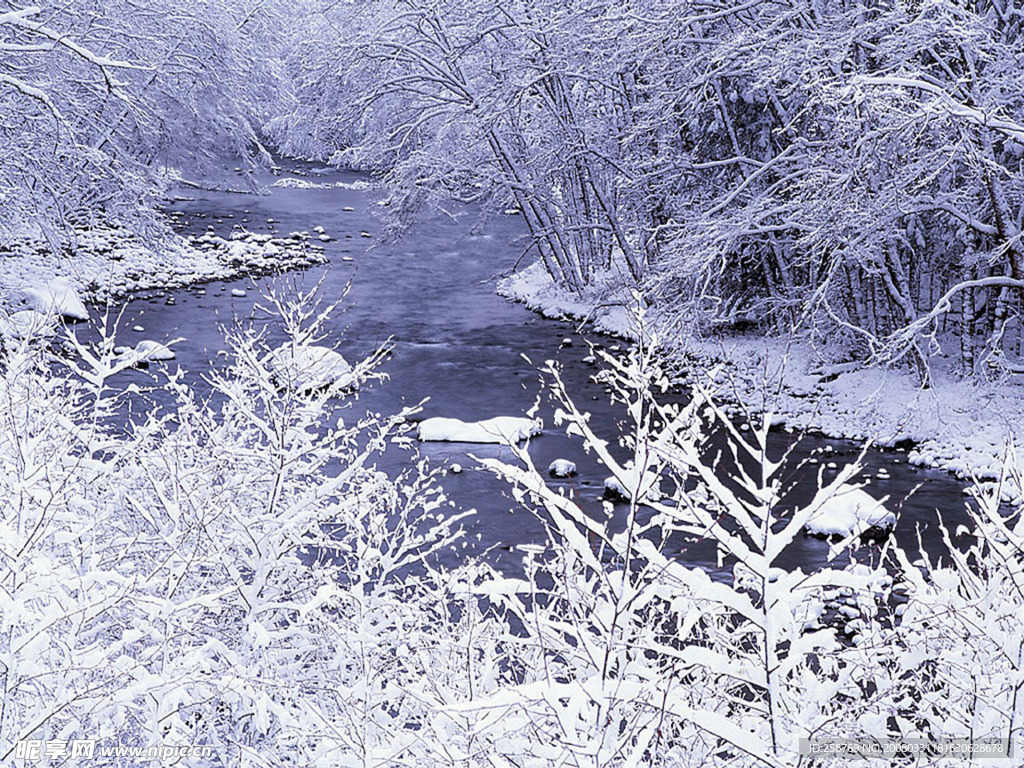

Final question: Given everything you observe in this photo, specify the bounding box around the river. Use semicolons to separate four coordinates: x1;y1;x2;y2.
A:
98;159;973;577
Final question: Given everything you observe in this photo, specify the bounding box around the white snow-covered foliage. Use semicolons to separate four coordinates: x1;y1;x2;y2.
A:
0;289;484;765
2;292;1023;765
0;1;285;247
275;0;1024;381
417;415;542;444
0;309;55;341
805;485;896;538
479;333;1024;766
266;344;356;391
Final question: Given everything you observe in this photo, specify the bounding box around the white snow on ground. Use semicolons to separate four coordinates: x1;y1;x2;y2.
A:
805;486;896;537
0;226;326;308
1;310;56;340
266;344;358;392
500;261;1024;500
418;416;542;444
548;459;577;477
14;277;89;321
499;261;639;339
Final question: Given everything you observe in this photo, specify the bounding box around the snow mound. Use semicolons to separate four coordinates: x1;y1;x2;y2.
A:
19;277;88;321
266;345;357;392
805;486;895;538
603;465;664;502
134;340;175;362
418;416;542;444
548;459;577;477
2;310;56;340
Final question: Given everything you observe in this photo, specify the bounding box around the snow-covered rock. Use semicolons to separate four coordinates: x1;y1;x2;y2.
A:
418;416;542;444
18;277;88;321
603;465;664;502
231;289;247;297
805;486;895;538
134;340;175;362
114;339;176;367
2;310;56;340
266;344;357;392
548;459;577;477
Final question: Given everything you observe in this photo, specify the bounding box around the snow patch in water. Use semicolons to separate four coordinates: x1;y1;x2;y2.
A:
548;459;577;477
266;345;357;392
805;486;895;537
418;416;542;444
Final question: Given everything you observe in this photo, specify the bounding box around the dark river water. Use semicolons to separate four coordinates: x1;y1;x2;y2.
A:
95;160;974;577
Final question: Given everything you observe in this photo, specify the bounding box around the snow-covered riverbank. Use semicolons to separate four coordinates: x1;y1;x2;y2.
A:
500;262;1024;501
0;222;325;310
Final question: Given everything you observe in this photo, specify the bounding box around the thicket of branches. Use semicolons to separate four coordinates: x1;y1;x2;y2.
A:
0;0;282;247
272;0;1024;379
1;295;1022;765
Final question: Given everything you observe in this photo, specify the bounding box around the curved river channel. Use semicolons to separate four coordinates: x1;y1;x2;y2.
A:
96;160;974;577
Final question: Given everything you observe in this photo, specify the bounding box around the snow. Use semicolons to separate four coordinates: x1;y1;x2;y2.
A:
501;260;1024;501
114;339;176;366
418;416;542;444
1;310;56;340
805;486;896;537
134;340;175;361
266;344;357;392
231;289;247;297
548;459;577;477
603;465;664;503
498;261;639;339
16;277;89;321
0;226;325;308
270;178;372;190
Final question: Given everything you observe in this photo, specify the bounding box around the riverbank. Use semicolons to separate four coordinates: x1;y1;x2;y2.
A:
499;262;1024;502
0;220;325;311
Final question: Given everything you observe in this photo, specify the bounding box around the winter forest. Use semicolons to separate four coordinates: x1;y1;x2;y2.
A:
3;0;1024;766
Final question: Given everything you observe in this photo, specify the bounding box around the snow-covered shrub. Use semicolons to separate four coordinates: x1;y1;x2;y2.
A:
0;293;502;766
851;464;1024;757
477;336;902;766
5;295;1024;765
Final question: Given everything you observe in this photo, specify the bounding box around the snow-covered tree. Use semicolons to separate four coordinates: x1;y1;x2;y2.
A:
272;0;1024;379
0;0;283;248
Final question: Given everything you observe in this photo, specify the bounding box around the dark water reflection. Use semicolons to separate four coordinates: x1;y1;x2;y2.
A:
85;160;975;578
